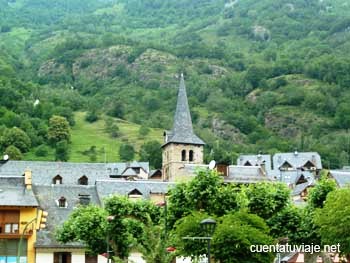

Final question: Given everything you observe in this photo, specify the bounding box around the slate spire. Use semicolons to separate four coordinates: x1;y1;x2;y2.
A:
163;74;205;146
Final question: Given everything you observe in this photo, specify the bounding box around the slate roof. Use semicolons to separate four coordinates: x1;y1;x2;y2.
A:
0;177;38;207
163;74;205;146
226;166;275;183
33;185;100;248
95;180;174;200
273;152;322;170
237;154;272;172
0;160;149;185
277;170;315;185
329;170;350;187
183;164;209;174
292;181;314;196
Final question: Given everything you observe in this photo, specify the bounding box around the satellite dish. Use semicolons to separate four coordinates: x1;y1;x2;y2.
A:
208;160;216;170
3;154;9;161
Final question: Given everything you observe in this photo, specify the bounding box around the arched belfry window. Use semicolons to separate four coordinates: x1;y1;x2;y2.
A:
58;196;67;208
78;175;88;185
189;150;194;162
181;150;186;161
53;175;62;185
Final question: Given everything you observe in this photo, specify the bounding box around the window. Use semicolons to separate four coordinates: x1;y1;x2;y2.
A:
58;197;67;208
181;150;186;161
189;150;194;162
78;175;88;185
53;175;62;185
54;252;71;263
0;211;19;235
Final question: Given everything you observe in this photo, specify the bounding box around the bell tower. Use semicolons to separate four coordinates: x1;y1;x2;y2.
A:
162;74;205;181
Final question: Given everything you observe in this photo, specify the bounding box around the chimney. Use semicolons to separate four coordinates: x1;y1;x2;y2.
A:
78;194;91;205
24;169;32;190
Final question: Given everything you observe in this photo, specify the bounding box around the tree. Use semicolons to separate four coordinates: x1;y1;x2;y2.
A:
55;140;69;161
212;212;274;263
48;115;70;145
172;211;274;263
119;143;135;161
4;145;22;160
139;141;162;169
56;196;161;261
167;170;239;227
314;188;350;260
244;182;290;220
308;175;337;209
1;127;31;153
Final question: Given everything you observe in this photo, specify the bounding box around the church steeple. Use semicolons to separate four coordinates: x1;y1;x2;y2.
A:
163;74;205;146
162;74;205;181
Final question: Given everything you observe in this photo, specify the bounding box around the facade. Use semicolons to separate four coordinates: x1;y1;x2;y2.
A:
162;74;205;181
0;171;39;263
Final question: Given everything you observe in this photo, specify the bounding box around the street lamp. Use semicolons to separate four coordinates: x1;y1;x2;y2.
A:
200;218;216;263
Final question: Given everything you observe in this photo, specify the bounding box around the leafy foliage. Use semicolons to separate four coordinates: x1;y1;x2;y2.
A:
314;188;350;259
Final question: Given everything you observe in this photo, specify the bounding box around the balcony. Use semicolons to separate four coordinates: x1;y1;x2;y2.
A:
0;222;34;238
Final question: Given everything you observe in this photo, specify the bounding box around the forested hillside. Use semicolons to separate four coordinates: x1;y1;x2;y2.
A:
1;0;350;168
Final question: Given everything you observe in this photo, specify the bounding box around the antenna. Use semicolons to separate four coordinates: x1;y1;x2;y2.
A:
208;160;216;170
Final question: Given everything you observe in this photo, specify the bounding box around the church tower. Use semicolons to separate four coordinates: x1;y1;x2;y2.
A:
162;74;205;181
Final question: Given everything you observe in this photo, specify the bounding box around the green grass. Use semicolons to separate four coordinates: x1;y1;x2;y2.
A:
71;112;163;162
24;112;163;163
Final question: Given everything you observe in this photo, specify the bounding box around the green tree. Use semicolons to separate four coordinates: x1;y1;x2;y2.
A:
138;125;150;138
55;140;69;161
48;115;70;145
212;212;274;263
314;188;350;260
245;182;290;220
1;127;31;153
57;196;161;261
308;175;337;209
4;145;22;160
35;144;49;157
119;143;135;161
167;170;239;227
139;141;162;169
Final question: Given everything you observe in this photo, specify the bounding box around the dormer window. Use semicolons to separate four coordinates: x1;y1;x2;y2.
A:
53;175;62;185
280;161;293;171
189;150;194;162
113;168;118;175
107;168;112;174
244;161;252;166
58;197;67;208
128;189;143;199
181;150;186;161
78;175;88;185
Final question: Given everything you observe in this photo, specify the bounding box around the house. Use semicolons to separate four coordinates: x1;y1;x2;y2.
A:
0;171;39;263
328;170;350;188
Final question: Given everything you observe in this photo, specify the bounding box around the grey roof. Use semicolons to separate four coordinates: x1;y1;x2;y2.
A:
237;154;272;172
292;181;313;196
329;170;350;188
226;165;275;183
0;161;149;185
273;152;322;170
33;185;100;248
277;170;315;185
95;180;174;200
0;177;38;206
163;74;205;146
183;164;209;174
